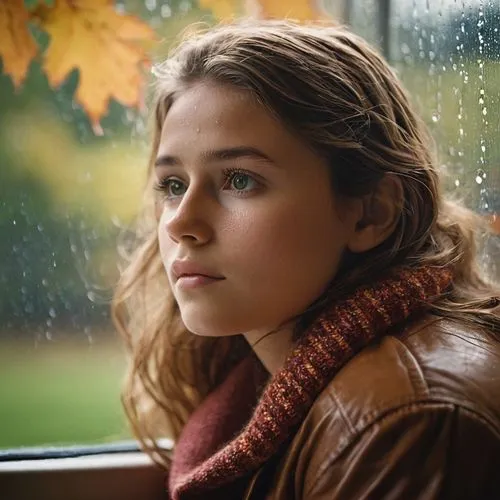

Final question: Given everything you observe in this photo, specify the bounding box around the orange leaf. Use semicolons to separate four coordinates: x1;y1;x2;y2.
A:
201;0;324;21
35;0;156;132
199;0;238;19
0;0;38;87
248;0;324;20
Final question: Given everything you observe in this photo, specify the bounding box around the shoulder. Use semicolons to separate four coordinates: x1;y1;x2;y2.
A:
286;314;500;498
314;313;500;437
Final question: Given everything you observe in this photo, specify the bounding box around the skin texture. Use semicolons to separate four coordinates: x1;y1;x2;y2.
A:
155;82;368;374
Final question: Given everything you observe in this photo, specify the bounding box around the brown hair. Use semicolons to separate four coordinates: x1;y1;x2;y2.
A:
112;19;499;468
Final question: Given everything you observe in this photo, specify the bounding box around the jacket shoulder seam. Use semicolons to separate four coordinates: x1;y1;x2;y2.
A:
390;335;430;396
310;401;500;497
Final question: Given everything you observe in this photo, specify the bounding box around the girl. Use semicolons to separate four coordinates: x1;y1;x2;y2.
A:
113;20;500;499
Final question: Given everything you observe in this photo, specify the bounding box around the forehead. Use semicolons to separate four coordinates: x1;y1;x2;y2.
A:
158;81;296;157
166;82;258;127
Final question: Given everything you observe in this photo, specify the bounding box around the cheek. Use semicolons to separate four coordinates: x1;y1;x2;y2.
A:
229;201;345;290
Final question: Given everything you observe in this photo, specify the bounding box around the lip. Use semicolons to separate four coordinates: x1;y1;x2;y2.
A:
171;260;225;284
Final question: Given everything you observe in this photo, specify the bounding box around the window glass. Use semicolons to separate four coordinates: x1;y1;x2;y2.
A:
0;0;211;449
351;0;499;278
386;0;499;277
1;0;498;451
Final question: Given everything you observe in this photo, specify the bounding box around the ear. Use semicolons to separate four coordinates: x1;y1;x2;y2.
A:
347;174;403;253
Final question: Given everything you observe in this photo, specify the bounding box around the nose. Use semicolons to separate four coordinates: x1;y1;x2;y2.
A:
164;185;214;246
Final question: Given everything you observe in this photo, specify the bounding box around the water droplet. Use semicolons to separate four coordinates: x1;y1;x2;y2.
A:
161;4;172;17
476;176;483;184
115;1;125;14
42;279;49;287
151;64;162;78
482;108;487;116
49;307;56;318
37;224;43;232
431;112;440;123
78;171;92;183
455;179;460;187
401;43;410;55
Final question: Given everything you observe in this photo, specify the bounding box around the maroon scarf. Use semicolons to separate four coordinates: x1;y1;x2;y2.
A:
169;266;453;499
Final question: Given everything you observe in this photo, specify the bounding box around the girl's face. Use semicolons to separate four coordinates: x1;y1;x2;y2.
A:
156;82;360;338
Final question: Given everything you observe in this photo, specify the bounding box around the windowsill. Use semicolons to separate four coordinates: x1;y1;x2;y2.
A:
0;451;158;471
0;441;173;500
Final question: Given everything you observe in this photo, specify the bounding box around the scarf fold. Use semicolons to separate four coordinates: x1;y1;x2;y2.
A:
169;265;453;499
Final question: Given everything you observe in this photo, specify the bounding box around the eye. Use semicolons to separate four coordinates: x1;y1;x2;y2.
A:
154;177;187;199
222;169;259;193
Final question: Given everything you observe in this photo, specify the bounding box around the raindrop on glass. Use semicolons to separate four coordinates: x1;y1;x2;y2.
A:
161;4;172;18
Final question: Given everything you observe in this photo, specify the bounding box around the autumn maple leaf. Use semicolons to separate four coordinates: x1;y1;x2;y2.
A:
251;0;324;20
0;0;38;87
32;0;157;132
202;0;324;20
199;0;237;19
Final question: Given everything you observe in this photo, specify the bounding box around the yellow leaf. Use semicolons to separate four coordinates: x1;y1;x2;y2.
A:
248;0;324;20
200;0;324;22
34;0;156;131
0;0;38;87
199;0;239;19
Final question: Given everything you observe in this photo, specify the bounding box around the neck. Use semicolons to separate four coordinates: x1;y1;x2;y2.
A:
244;325;296;376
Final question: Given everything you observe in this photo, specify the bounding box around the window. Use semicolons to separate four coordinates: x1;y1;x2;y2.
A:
1;0;498;455
350;0;499;279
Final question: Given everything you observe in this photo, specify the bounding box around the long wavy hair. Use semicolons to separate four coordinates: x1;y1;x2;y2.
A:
112;20;500;469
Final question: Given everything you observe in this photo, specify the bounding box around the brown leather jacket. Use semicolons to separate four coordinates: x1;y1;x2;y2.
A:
242;314;500;499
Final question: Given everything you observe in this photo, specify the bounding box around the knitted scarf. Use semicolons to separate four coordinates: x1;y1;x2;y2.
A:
169;265;453;499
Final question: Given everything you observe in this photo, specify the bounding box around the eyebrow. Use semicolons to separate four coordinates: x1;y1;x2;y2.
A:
154;146;276;168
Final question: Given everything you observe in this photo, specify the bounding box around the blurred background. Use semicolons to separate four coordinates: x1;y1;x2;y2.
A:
0;0;498;449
